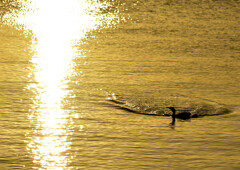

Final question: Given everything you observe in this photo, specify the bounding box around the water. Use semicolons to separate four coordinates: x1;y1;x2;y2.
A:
0;0;240;169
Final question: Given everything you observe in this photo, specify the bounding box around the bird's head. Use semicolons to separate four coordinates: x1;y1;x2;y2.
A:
166;107;176;112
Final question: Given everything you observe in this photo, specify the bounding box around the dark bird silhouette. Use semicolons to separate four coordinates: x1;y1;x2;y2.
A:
167;107;193;125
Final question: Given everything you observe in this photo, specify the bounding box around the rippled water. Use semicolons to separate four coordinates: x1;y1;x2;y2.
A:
0;0;240;169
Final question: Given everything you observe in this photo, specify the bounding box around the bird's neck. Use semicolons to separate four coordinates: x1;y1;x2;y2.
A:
172;110;176;117
171;111;176;125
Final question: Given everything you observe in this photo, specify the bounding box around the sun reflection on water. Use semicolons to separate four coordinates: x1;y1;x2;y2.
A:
3;0;121;169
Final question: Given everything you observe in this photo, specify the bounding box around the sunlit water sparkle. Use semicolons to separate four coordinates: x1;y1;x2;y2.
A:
2;0;122;169
0;0;239;169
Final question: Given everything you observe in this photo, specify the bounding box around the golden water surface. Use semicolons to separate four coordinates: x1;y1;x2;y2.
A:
0;0;240;169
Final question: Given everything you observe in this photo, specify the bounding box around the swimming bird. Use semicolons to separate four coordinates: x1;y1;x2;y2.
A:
167;107;193;125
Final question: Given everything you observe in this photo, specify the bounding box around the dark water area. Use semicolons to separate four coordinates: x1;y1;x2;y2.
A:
0;0;240;169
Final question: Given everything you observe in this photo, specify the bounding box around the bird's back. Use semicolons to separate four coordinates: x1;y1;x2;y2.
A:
176;112;191;120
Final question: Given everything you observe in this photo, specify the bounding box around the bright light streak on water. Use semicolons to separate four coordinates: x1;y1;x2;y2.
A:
3;0;121;169
3;0;120;40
